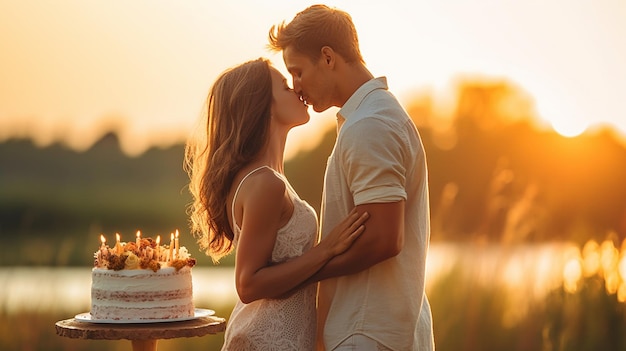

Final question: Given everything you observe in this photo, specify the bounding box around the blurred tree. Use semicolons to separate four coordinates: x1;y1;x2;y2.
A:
407;78;626;242
2;77;625;265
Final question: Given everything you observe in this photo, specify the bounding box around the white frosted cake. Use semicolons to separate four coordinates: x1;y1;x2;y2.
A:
91;232;197;321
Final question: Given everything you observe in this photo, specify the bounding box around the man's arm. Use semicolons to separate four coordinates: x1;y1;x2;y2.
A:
310;200;405;282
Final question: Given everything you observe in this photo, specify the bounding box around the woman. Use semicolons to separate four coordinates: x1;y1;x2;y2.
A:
184;58;369;350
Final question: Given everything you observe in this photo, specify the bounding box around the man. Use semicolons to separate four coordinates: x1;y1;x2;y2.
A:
269;5;435;351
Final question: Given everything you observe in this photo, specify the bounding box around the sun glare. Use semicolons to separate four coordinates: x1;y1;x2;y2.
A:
536;100;589;138
551;119;588;138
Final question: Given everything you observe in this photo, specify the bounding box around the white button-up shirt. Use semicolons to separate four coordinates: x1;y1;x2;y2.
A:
319;77;434;351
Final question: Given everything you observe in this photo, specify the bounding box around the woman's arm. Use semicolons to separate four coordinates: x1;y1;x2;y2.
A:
233;171;368;303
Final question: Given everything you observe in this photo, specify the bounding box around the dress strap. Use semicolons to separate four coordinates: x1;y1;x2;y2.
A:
231;166;271;230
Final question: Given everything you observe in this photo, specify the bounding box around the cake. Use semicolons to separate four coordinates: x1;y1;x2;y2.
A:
91;231;197;321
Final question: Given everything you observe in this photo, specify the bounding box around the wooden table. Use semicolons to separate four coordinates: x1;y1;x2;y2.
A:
56;315;226;351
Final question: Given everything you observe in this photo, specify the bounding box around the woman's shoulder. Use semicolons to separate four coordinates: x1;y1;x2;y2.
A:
235;166;286;202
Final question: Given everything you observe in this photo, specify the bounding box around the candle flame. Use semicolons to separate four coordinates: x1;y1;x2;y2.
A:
171;233;174;240
136;230;141;238
100;234;106;244
116;233;120;242
175;229;179;238
156;235;161;245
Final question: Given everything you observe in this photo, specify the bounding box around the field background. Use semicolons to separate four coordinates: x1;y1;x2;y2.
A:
2;79;626;350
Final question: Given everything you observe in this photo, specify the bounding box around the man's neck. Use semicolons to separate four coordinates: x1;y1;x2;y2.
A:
336;63;374;107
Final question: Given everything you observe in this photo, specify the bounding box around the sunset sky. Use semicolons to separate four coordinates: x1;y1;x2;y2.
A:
1;0;625;157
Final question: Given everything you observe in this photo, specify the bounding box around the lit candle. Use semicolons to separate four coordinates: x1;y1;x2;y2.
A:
156;235;161;260
115;233;123;255
99;235;107;258
136;230;141;247
175;230;180;259
98;234;107;262
169;233;174;261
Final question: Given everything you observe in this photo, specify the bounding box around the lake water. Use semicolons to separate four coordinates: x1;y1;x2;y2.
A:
0;242;577;316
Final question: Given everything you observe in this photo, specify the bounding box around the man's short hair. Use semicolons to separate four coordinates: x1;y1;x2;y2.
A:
268;4;364;64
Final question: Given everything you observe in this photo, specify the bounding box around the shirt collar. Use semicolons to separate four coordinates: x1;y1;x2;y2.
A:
337;77;388;122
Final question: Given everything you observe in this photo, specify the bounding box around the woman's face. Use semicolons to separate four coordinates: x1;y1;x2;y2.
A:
270;67;310;128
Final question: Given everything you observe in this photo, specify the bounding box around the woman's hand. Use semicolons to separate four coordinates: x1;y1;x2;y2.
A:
266;209;370;300
317;209;369;258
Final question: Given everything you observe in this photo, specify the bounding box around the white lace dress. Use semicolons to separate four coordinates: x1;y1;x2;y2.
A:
221;166;319;351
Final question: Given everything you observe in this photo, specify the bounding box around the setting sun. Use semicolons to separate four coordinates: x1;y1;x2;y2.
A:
535;95;592;138
550;119;588;138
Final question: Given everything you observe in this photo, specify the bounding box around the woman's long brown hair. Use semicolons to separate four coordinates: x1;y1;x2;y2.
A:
184;58;272;263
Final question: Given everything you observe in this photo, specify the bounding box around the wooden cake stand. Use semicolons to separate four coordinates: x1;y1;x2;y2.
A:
56;315;226;351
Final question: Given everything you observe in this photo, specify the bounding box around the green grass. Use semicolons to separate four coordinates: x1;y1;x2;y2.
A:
3;260;626;351
428;244;626;351
0;311;228;351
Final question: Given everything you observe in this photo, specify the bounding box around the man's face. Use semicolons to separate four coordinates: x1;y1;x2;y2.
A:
283;46;334;113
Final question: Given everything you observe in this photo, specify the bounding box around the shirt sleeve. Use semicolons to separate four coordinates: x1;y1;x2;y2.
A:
340;117;407;206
